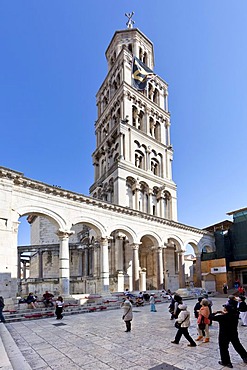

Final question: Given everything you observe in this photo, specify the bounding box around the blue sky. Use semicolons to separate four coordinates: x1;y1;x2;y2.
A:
1;1;247;245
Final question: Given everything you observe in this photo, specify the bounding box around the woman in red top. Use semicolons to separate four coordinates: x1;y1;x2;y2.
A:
196;298;211;343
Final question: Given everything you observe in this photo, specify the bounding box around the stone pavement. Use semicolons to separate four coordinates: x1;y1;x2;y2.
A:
1;298;247;370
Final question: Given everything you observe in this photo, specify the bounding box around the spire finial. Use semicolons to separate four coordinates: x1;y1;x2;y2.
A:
125;12;135;29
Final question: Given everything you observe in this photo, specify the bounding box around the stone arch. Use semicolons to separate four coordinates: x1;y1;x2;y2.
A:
198;239;215;253
107;224;137;244
139;181;149;213
183;239;199;255
126;176;136;208
15;205;67;230
71;216;107;239
166;235;183;251
137;231;162;246
107;225;138;290
139;232;162;290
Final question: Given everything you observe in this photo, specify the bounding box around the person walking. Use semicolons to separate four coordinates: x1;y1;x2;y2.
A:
238;295;247;326
211;304;247;368
169;294;182;320
171;304;196;347
149;293;157;312
55;296;64;320
0;296;6;323
194;296;203;318
196;298;210;343
121;295;133;332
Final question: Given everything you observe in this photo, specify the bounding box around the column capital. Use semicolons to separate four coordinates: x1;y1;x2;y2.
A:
100;236;112;244
164;241;175;248
57;229;74;239
131;243;141;250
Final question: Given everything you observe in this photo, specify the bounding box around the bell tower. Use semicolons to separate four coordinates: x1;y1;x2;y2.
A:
89;17;177;221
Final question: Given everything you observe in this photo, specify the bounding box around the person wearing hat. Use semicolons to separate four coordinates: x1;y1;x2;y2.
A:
227;295;238;307
238;295;247;326
211;304;247;368
171;304;196;347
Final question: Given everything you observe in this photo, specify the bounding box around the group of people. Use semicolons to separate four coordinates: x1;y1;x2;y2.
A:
223;281;246;296
18;291;64;320
170;293;247;368
121;289;247;368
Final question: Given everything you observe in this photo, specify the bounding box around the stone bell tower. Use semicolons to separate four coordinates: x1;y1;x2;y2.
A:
89;16;177;221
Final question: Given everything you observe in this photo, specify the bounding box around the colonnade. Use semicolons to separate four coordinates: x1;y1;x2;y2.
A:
17;231;202;296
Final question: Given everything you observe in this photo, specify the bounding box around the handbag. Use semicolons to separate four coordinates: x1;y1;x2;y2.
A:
122;307;130;320
175;321;181;329
175;315;189;329
198;315;206;330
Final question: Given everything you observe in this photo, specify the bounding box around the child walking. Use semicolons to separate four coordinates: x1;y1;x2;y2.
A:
149;293;157;312
55;296;64;320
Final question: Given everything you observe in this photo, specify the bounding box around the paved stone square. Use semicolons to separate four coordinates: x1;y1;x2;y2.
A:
1;298;247;370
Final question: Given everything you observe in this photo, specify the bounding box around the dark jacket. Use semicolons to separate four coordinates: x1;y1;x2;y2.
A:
0;297;4;309
211;311;239;336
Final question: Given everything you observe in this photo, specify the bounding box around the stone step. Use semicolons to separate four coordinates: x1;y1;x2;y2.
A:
3;297;168;322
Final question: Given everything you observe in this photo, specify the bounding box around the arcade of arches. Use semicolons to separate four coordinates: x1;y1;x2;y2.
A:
0;167;214;298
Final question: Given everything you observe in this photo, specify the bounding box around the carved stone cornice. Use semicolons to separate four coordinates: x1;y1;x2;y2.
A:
0;166;213;237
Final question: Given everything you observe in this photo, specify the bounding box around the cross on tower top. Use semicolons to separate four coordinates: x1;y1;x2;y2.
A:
125;12;135;29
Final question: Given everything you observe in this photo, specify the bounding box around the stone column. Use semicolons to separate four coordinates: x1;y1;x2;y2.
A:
140;268;147;291
93;244;100;277
178;251;186;288
148;190;153;215
134;183;140;210
115;235;124;272
117;270;124;292
195;252;202;287
165;89;169;112
119;133;124;160
17;251;21;279
132;243;140;291
22;260;27;279
146;147;151;171
158;195;164;218
100;237;110;292
57;230;73;297
38;250;43;279
157;247;164;290
78;250;83;276
84;248;89;276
